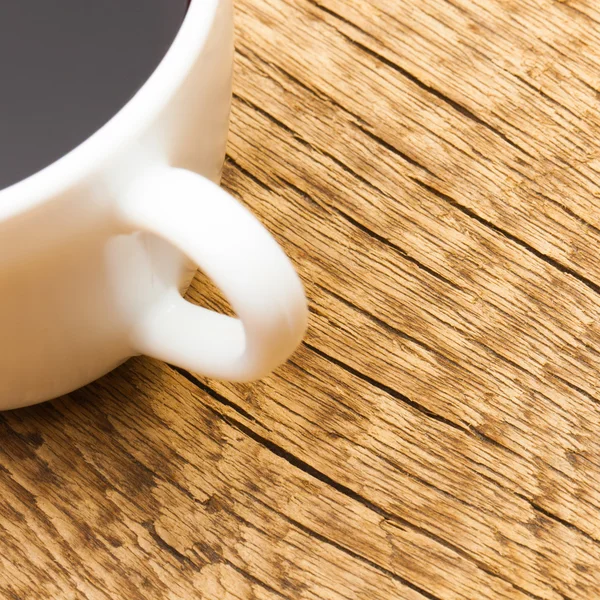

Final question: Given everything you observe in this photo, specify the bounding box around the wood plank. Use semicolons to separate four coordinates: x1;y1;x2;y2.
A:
1;364;430;600
219;37;600;536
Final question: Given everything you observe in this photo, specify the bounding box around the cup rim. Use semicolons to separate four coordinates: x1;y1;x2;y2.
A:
0;0;220;220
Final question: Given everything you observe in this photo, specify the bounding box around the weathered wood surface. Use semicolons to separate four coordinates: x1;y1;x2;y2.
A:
3;0;600;598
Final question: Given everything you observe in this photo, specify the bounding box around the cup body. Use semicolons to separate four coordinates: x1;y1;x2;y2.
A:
0;0;236;408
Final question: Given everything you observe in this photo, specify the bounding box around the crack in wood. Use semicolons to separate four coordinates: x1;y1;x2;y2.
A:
306;0;536;159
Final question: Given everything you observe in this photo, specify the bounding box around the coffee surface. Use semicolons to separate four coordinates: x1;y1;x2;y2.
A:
0;1;188;190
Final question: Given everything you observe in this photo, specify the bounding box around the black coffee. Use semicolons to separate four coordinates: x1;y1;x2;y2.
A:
0;1;189;190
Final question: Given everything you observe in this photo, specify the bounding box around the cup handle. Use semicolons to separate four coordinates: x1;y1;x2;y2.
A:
116;166;308;382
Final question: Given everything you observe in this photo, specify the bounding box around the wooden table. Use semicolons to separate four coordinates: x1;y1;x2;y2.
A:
3;0;600;598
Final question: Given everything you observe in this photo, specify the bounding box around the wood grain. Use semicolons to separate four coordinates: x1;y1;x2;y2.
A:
2;0;600;598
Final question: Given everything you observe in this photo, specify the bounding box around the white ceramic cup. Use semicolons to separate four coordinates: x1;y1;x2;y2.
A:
0;0;308;410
